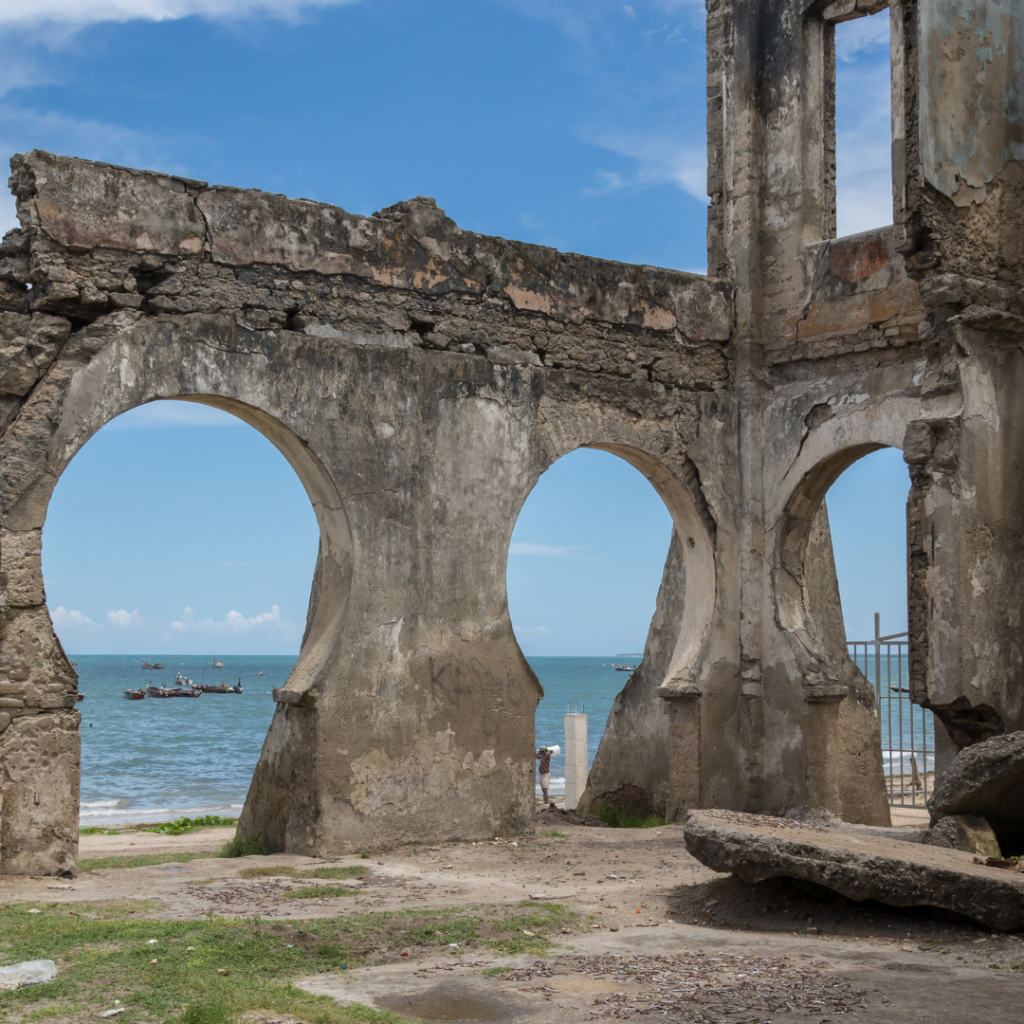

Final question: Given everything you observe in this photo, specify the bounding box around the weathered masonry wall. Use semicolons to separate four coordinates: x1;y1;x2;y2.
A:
1;0;1022;874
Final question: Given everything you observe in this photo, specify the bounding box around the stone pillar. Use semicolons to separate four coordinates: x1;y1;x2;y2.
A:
663;688;701;822
563;713;587;811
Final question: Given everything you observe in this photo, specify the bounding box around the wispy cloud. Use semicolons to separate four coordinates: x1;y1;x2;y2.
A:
584;132;706;203
51;606;98;629
0;0;363;31
509;542;586;559
835;12;890;64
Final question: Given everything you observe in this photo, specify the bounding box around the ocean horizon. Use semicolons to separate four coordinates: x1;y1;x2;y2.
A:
74;653;640;825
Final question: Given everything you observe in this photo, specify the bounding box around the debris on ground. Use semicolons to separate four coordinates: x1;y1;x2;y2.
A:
500;951;867;1020
0;959;57;991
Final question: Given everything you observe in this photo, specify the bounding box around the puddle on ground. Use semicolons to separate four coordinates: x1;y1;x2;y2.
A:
376;989;508;1021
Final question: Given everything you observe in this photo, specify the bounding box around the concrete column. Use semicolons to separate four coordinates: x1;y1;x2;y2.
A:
664;689;701;822
563;713;588;811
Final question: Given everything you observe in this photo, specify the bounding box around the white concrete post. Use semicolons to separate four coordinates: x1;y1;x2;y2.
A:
564;712;588;811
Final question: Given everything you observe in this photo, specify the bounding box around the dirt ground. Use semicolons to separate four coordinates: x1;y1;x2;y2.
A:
3;805;1023;1022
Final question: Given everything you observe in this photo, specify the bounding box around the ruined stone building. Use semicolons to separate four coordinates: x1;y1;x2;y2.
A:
0;0;1021;874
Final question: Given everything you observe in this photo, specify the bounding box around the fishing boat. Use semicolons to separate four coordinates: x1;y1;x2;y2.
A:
169;687;202;698
174;672;195;687
123;689;146;700
145;685;175;698
612;662;640;673
76;694;85;702
211;657;224;668
199;680;243;694
141;660;165;670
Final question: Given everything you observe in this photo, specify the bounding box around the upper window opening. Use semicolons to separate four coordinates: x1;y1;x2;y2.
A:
831;9;895;237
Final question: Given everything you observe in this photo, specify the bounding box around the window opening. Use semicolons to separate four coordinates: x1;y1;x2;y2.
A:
830;8;895;236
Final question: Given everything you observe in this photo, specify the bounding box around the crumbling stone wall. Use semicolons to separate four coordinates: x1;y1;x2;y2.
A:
1;0;1020;873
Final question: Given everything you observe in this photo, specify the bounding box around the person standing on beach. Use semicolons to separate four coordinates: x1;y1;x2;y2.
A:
536;746;553;806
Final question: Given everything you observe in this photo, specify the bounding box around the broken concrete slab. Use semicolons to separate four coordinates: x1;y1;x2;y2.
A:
928;731;1024;857
923;814;1002;859
684;809;1024;932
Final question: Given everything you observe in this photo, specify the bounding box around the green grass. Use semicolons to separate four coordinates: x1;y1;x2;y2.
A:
0;902;402;1024
590;801;665;829
79;852;216;872
542;829;568;839
0;900;579;1023
79;827;129;836
217;834;272;858
284;886;362;899
146;816;238;836
238;865;370;881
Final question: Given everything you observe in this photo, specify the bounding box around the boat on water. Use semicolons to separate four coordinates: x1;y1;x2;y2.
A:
612;662;640;673
141;660;165;670
199;678;243;694
75;694;85;702
174;672;195;687
146;685;174;698
211;657;224;668
147;684;202;698
123;689;146;700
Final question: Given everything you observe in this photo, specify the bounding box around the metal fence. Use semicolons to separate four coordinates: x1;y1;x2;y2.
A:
847;613;933;807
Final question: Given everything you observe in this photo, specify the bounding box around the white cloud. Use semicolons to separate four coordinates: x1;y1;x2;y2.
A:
107;608;143;627
182;606;193;615
0;0;361;31
585;132;707;203
509;542;585;558
51;606;97;628
170;604;297;636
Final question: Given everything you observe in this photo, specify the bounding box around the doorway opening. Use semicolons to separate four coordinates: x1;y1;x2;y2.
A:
42;400;319;830
506;448;674;814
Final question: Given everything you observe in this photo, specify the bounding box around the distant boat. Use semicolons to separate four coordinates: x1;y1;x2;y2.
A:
123;689;146;700
199;678;243;694
146;685;175;698
612;662;640;673
75;694;85;702
211;657;224;668
141;661;165;670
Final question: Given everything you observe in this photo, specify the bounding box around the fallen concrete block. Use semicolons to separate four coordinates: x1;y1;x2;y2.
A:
928;731;1024;856
923;814;1002;858
684;809;1024;931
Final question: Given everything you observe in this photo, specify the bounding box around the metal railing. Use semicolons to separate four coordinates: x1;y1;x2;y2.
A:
847;613;933;807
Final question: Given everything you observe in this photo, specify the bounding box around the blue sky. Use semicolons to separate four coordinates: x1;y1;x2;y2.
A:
6;1;901;654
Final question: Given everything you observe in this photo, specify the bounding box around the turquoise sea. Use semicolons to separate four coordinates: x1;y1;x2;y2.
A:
74;654;638;825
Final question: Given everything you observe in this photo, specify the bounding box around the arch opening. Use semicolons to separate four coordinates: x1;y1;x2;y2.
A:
505;444;715;821
777;444;938;812
40;397;337;830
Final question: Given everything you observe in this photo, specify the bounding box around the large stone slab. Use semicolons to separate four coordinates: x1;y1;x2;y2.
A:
684;809;1024;932
928;731;1024;856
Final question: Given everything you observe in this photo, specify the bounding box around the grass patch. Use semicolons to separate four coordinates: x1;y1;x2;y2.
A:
542;829;568;839
0;901;579;1023
591;801;664;829
146;816;238;836
79;827;128;836
284;886;361;900
79;852;215;872
217;834;271;858
238;865;370;881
